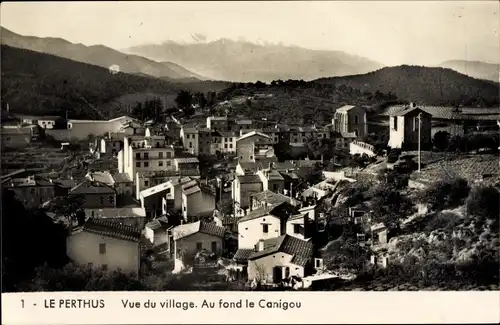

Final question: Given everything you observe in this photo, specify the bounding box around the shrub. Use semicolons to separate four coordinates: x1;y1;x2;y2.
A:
418;178;470;210
466;185;500;221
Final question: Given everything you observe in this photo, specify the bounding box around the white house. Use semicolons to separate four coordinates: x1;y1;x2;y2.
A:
181;181;216;220
247;235;314;283
171;220;226;272
66;218;141;275
144;216;171;248
236;201;295;250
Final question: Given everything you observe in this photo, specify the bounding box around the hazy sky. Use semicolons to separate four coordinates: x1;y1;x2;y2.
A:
1;1;499;66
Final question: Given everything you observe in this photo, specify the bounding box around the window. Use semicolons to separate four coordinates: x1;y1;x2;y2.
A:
136;153;141;159
354;114;359;124
262;224;269;233
91;210;95;217
99;243;106;255
186;134;190;139
229;144;233;148
293;224;301;234
144;153;149;159
102;264;108;271
144;180;149;187
413;116;418;131
144;162;149;167
136;162;141;168
196;242;202;251
156;142;160;148
183;206;186;211
393;117;398;130
158;161;163;167
189;142;193;148
224;144;228;148
166;161;171;166
159;152;164;159
284;266;290;278
211;241;217;253
166;152;172;158
294;138;297;143
100;196;104;204
108;196;113;204
273;184;278;191
353;129;358;137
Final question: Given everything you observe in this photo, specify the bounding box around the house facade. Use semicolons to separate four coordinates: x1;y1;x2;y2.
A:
388;104;432;150
232;175;263;215
247;235;314;283
66;218;141;274
332;105;367;138
181;182;216;219
171;220;225;272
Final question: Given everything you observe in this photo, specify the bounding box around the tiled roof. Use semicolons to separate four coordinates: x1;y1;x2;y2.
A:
183;185;201;196
236;130;271;142
82;218;141;242
170;176;193;186
233;249;254;262
288;213;306;221
175;157;199;164
219;131;239;137
237;175;262;184
172;220;225;240
336;105;356;112
70;181;116;195
145;217;169;231
86;171;115;185
266;170;284;181
239;162;258;173
182;127;199;134
248;235;313;267
238;201;291;223
251;190;300;206
112;173;132;183
393;107;432;116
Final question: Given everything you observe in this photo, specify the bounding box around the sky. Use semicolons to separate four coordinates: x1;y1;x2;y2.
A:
1;1;499;66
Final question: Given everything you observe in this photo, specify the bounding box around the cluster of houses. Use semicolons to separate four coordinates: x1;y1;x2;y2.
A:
3;101;499;287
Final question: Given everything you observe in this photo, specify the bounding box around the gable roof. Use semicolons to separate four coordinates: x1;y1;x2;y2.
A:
393;106;432;117
70;181;116;195
336;105;356;112
248;235;313;266
251;190;300;206
81;218;141;242
140;181;172;198
237;175;262;184
172;220;225;240
236;130;271;142
238;201;292;223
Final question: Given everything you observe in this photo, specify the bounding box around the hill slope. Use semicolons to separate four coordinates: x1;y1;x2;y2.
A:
214;66;499;126
124;38;383;82
437;60;499;83
315;65;500;107
0;45;229;119
1;27;208;81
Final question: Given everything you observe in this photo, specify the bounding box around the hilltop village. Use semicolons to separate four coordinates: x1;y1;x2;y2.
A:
2;101;499;291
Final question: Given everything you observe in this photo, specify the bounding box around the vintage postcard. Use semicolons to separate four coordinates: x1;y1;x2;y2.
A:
1;1;499;324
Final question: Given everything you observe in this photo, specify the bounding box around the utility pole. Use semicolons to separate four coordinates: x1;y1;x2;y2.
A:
417;113;422;173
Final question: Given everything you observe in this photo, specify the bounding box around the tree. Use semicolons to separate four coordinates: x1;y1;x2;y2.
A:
466;185;500;221
418;178;470;210
371;185;414;230
29;263;145;291
194;92;207;109
46;194;86;232
175;90;193;110
323;236;371;273
216;198;235;216
2;190;69;292
433;131;451;151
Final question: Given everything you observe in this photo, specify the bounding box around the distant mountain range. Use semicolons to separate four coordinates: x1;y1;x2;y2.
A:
123;39;385;82
0;45;229;119
0;27;208;81
436;60;499;83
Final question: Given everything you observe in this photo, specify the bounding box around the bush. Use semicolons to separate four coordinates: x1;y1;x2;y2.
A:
466;185;500;222
433;131;451;151
418;178;470;210
424;211;463;233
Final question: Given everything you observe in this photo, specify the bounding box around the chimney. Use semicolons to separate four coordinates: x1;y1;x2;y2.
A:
257;239;264;252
